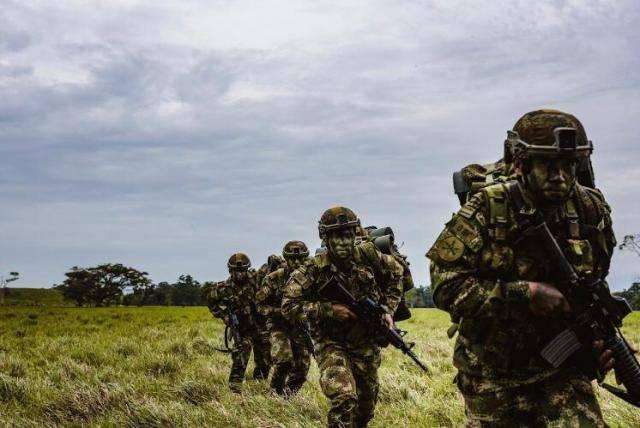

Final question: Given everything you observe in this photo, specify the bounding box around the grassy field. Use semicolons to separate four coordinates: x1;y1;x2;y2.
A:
0;307;638;427
1;288;66;306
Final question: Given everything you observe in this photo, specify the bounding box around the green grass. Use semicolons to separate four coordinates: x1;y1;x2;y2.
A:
0;307;638;427
1;288;66;306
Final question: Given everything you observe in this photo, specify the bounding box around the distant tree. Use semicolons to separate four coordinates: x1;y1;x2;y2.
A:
0;271;20;305
171;275;202;306
405;285;435;308
56;264;151;307
200;281;216;302
151;281;174;305
54;267;94;306
614;281;640;311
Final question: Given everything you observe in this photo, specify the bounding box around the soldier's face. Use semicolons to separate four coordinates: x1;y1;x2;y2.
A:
326;229;356;262
524;157;577;204
285;256;304;271
230;269;248;283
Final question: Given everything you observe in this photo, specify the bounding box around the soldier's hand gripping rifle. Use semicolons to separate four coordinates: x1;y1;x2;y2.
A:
318;275;429;372
526;219;640;407
215;307;247;367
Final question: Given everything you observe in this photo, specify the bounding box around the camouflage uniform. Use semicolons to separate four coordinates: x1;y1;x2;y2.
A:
207;254;271;391
248;271;272;381
257;264;312;395
427;110;615;427
282;207;404;428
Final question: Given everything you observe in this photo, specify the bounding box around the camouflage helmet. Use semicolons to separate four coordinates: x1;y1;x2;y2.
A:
318;206;361;238
227;253;251;270
282;240;309;258
506;109;592;162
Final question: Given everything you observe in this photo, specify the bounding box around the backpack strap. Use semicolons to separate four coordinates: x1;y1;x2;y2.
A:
483;183;509;242
564;198;580;239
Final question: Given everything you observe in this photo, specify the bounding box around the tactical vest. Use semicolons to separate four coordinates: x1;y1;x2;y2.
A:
482;182;611;274
455;181;612;373
312;252;383;344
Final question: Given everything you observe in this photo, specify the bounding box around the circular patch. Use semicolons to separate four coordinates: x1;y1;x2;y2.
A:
438;236;465;262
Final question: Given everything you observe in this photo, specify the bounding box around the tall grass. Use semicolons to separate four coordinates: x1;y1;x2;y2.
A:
0;307;638;427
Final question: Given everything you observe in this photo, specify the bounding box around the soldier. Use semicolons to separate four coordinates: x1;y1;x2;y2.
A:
207;253;270;392
427;110;617;426
363;226;415;321
256;241;313;396
250;255;286;381
256;254;286;285
282;207;404;428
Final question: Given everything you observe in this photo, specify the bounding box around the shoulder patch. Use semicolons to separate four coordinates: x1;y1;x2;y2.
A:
436;234;465;262
448;216;483;252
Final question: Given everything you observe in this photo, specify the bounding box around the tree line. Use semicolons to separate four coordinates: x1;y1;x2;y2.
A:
53;263;438;308
54;263;213;307
51;262;640;310
614;282;640;311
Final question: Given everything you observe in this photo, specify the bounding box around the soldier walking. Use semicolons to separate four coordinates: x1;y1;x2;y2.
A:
257;241;313;396
207;253;271;392
282;207;403;427
427;110;618;426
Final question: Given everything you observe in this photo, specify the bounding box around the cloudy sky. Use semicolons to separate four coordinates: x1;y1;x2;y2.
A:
1;0;639;291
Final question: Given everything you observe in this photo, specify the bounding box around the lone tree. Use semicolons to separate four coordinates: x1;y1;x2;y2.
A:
0;271;20;305
55;263;151;306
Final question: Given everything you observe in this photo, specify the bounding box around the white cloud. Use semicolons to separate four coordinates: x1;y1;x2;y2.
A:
0;0;639;290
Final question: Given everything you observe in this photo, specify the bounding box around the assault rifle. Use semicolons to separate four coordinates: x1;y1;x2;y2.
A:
524;218;640;407
318;275;429;372
300;321;316;358
215;306;246;367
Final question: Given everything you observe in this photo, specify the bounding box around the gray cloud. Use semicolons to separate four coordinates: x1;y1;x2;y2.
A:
0;0;639;290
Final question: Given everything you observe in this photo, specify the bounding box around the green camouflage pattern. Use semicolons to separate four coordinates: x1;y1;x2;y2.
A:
227;252;251;269
269;328;311;395
207;272;271;390
255;255;286;286
427;181;615;425
318;206;361;237
282;241;403;427
458;370;605;427
257;265;312;395
317;341;381;428
251;326;272;381
512;109;588;149
458;159;514;204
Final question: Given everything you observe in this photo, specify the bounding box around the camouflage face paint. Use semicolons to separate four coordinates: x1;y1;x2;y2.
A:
285;256;303;271
525;158;577;205
230;269;249;283
326;229;356;263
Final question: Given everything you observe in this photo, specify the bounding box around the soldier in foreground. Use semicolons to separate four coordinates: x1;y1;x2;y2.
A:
282;207;404;428
207;253;270;392
428;110;623;426
256;241;313;396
